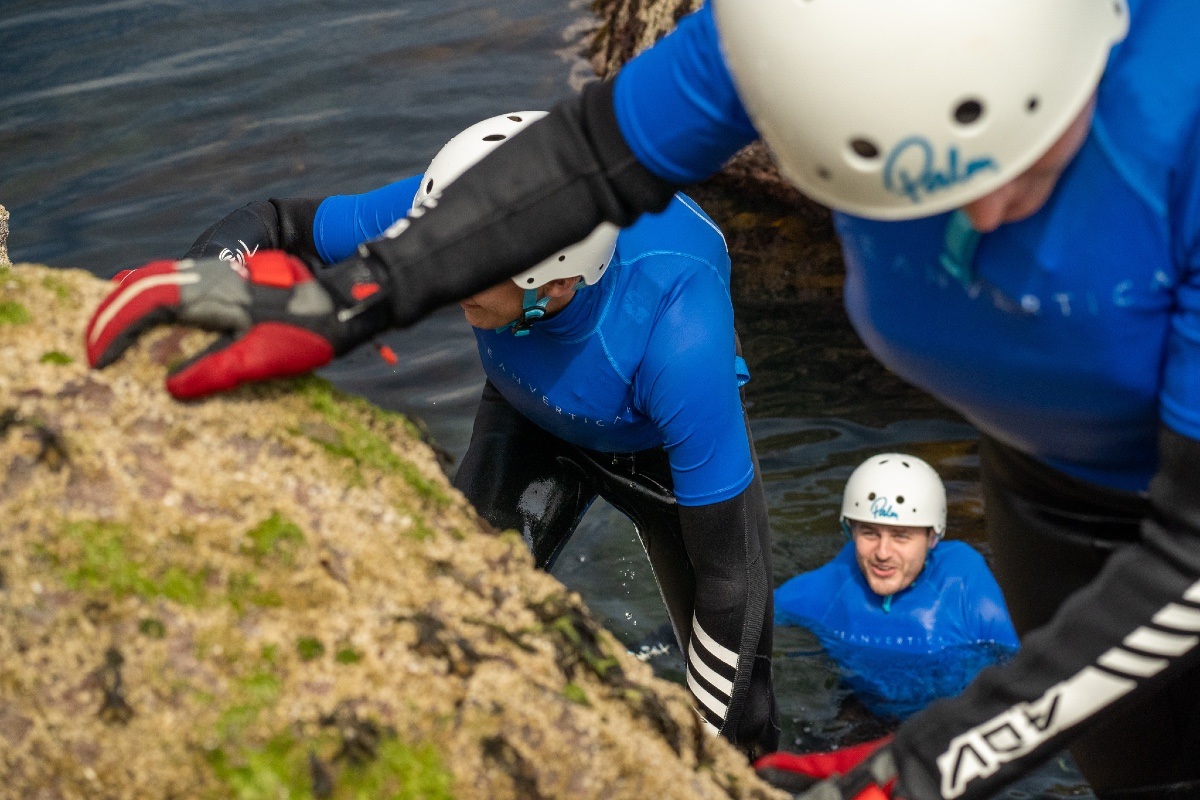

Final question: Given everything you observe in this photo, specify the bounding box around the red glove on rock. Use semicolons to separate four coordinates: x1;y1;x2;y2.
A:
86;250;388;399
755;736;899;799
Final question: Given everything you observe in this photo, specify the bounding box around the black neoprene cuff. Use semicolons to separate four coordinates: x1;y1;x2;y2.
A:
185;197;323;263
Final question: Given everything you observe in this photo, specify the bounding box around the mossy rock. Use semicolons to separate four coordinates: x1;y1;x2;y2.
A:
0;262;784;800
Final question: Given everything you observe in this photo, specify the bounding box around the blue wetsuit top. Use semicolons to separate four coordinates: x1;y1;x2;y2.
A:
775;540;1019;719
312;178;754;506
612;0;1200;493
774;540;1019;654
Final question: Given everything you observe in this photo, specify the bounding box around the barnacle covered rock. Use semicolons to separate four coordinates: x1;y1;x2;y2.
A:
0;260;784;800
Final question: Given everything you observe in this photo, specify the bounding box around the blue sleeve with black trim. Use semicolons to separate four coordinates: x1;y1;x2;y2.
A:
312;175;423;264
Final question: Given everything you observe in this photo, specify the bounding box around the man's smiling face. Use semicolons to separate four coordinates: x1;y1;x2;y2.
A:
850;520;937;597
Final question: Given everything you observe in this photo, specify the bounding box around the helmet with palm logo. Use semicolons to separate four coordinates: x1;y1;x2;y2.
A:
712;0;1128;220
840;453;947;541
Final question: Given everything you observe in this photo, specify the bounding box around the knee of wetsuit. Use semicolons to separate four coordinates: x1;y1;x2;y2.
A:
693;575;748;623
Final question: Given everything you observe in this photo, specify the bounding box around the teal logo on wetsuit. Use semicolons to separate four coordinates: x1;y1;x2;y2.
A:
870;497;900;520
883;137;998;205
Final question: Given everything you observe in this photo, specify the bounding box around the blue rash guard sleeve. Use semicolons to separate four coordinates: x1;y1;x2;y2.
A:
312;175;423;264
613;2;758;185
635;265;754;505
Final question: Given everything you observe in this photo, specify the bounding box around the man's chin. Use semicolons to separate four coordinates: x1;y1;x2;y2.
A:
462;310;503;330
867;576;903;596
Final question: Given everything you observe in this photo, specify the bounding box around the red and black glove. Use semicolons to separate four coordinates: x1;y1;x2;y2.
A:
86;249;392;399
755;736;901;800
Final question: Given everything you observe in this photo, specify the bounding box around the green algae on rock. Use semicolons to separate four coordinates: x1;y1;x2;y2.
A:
0;261;786;800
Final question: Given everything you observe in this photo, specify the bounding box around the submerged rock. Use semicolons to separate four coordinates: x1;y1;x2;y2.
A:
0;261;784;800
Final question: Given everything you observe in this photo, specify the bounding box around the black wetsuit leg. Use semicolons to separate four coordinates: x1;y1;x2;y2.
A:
980;436;1200;799
453;380;596;567
567;424;779;756
566;447;697;649
454;382;779;756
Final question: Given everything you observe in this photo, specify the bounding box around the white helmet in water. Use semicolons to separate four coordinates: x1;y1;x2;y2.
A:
712;0;1129;220
841;453;947;541
414;111;619;289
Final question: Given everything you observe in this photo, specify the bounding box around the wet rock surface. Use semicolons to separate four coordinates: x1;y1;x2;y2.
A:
0;260;784;800
1;204;10;267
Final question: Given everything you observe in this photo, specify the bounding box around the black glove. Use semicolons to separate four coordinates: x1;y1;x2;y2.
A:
185;197;323;264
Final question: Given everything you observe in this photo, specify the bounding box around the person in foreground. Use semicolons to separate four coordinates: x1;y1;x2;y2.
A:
86;0;1200;797
109;113;780;756
774;454;1018;720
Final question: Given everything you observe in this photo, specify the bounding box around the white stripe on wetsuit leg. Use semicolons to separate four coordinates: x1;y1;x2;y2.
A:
691;617;739;668
1152;603;1200;632
687;670;729;719
688;639;734;697
685;616;740;724
1097;647;1169;678
1123;626;1199;657
1184;579;1200;603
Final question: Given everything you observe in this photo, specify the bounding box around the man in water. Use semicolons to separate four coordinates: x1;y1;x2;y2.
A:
121;112;780;757
774;453;1018;720
87;1;1200;797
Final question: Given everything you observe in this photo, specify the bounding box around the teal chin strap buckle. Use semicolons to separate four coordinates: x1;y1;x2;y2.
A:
939;209;982;288
498;289;550;337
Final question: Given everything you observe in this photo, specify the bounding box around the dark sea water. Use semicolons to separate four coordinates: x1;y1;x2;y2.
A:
0;1;1090;795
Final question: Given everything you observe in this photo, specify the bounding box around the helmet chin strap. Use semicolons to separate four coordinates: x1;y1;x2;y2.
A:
498;289;551;337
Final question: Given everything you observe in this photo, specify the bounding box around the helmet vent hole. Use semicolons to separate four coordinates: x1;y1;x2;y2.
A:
867;492;876;501
558;255;566;262
850;138;880;159
896;495;905;504
525;277;536;284
507;115;523;122
1026;96;1040;113
483;134;506;142
817;166;832;180
425;179;434;194
954;99;984;125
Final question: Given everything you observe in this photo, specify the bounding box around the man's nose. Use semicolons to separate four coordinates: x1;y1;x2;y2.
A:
875;535;894;559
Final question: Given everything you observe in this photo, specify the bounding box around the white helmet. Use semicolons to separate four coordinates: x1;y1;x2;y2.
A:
414;111;619;288
840;453;947;541
712;0;1128;221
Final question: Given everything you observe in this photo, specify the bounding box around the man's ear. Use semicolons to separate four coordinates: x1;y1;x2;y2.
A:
928;528;939;548
541;276;581;299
